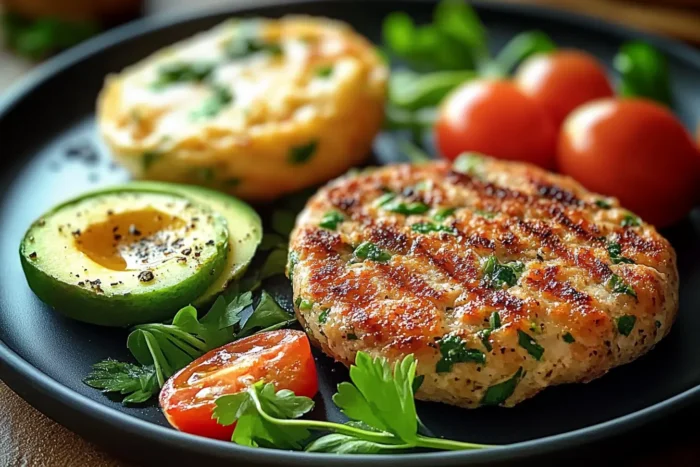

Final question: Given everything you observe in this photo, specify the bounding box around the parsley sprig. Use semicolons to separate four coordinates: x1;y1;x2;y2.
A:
213;352;492;453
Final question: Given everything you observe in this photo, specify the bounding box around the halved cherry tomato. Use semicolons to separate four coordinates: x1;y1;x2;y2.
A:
515;50;614;128
558;98;700;227
435;80;557;169
159;329;318;440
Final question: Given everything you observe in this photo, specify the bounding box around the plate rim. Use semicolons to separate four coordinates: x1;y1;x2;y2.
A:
1;0;700;465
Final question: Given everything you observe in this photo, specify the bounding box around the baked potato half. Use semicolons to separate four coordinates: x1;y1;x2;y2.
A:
97;16;388;201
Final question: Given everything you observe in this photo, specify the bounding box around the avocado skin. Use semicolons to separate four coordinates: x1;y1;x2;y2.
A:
19;188;229;327
125;181;263;306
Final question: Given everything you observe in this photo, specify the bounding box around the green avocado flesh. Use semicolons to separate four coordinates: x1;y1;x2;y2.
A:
20;189;229;327
123;181;262;306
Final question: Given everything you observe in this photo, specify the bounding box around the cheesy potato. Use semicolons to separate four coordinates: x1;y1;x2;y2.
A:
97;16;388;201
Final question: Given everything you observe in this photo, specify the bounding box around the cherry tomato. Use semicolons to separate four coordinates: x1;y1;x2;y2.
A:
515;50;614;128
159;329;318;440
558;98;700;227
435;80;557;169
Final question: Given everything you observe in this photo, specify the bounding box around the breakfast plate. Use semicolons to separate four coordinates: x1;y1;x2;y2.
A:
2;1;700;466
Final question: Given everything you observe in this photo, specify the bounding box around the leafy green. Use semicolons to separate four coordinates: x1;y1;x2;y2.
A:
607;241;635;265
239;291;293;337
481;368;523;406
494;30;556;73
621;213;641;227
517;330;544;360
318;309;330;324
481;255;525;289
436;335;486;372
614;41;672;106
212;352;492;453
478;311;501;352
617;315;637;336
489;311;502;329
389;69;475;110
316;65;334;78
433;207;456;221
607;274;637;298
225;34;283;60
288;141;319;165
84;360;158;405
287;250;299;282
452;152;484;175
595;199;612;209
353;242;392;263
261;247;289;280
191;85;233;120
382;199;430;215
258;233;286;251
562;332;576;343
319;211;345;230
411;222;456;235
153;61;215;89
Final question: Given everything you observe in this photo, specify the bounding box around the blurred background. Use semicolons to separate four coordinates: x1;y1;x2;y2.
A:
1;0;700;94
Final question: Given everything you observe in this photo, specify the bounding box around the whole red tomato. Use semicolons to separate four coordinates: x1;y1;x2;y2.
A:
159;329;318;440
515;50;614;128
435;80;557;169
558;98;700;227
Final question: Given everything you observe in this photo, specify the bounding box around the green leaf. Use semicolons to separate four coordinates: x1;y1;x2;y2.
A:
320;211;345;230
220;291;254;329
272;210;297;236
562;332;575;343
258;384;315;419
316;65;334;78
481;367;523;406
607;241;635;265
452;152;484;175
213;391;253;427
434;207;456;221
261;248;289;280
152;61;215;88
411;222;456;235
190;85;233;120
126;328;154;367
225;32;283;60
481;255;525;289
489;311;502;329
478;329;492;352
288;141;319;165
436;335;486;373
239;291;292;337
353;242;392;263
305;434;407;454
617;315;637;336
517;330;544;360
614;41;672;106
434;0;488;70
318;309;330;324
494;30;556;73
621;213;641;227
382;199;430;215
389;69;475;110
595;199;612;209
287;250;299;282
334;352;418;443
84;360;158;405
607;274;637;298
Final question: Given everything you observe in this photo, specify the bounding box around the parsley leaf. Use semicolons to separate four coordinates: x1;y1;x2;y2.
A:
481;367;523;406
261;247;289;280
433;207;456;221
382;199;430;215
481;255;525;289
306;434;409;454
517;330;544;360
190;85;233;120
607;241;635;265
621;213;641;227
152;61;215;88
288;141;319;165
84;360;158;405
319;211;344;230
595;199;612;209
607;274;637;298
617;315;637;336
411;222;456;235
562;332;575;343
225;36;282;60
353;241;392;263
436;335;486;372
238;291;293;337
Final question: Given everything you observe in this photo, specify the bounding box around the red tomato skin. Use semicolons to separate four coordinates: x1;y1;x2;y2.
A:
159;329;318;440
435;80;557;169
558;98;700;227
515;50;614;128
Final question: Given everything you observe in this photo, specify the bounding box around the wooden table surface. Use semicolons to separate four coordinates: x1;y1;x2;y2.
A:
2;1;700;465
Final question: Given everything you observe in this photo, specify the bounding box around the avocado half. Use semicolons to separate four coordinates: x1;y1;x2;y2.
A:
20;188;230;327
125;181;262;306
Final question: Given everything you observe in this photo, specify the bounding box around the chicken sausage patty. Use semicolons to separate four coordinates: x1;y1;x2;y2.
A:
287;155;678;408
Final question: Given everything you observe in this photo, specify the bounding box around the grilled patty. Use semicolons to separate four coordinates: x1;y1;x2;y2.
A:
288;156;678;408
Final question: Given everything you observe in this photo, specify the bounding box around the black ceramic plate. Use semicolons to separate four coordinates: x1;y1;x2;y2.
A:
2;1;700;466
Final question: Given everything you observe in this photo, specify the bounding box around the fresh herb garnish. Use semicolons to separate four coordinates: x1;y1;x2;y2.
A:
353;241;392;263
617;315;637;336
191;85;233;120
614;41;672;106
621;213;641;227
318;309;330;324
607;274;637;298
595;199;612;209
83;360;158;404
411;222;456;235
316;65;333;78
517;330;544;360
607;241;635;265
452;152;484;175
436;335;486;372
489;311;501;329
225;35;283;60
383;199;430;215
298;299;314;311
287;250;299;282
152;61;215;89
319;211;344;230
481;255;525;289
288;141;318;165
213;352;491;452
433;207;456;221
481;367;523;406
347;333;359;341
562;332;575;343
